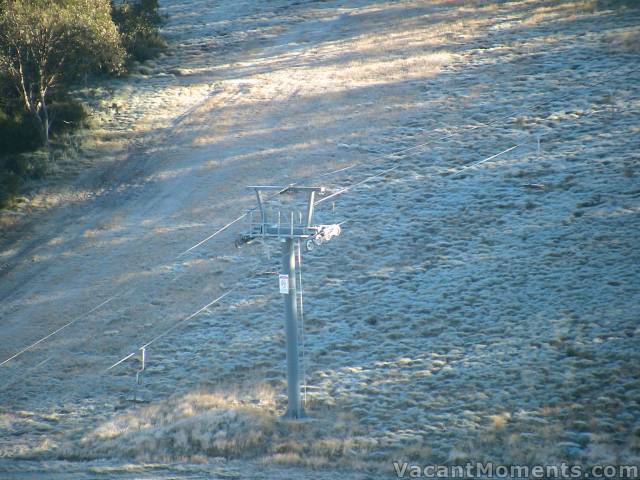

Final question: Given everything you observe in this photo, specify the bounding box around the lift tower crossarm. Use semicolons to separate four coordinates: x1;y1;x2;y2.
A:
247;185;326;194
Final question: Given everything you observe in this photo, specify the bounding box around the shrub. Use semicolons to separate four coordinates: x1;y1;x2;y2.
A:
0;107;60;206
0;111;42;155
2;155;30;178
1;147;48;178
111;0;167;63
49;100;90;135
0;168;21;208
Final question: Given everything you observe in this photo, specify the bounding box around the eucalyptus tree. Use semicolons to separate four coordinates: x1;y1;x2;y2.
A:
0;0;124;146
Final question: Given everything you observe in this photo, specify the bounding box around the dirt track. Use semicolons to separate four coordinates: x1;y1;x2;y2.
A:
1;0;639;477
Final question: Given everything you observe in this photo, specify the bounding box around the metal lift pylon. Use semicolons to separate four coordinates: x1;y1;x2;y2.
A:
236;185;341;419
281;235;302;418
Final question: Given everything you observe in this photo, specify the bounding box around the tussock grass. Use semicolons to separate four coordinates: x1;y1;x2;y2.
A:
606;30;640;53
67;385;387;471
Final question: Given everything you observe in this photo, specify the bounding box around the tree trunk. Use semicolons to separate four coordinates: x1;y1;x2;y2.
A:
40;90;50;147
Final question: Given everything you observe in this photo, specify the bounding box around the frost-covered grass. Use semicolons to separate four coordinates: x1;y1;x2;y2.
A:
1;0;639;478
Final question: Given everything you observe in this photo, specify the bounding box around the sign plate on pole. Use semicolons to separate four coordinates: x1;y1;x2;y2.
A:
279;274;289;294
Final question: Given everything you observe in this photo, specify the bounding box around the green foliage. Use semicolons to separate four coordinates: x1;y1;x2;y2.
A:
0;95;87;207
0;0;125;143
111;0;167;63
49;99;90;135
0;111;42;155
0;109;50;207
0;0;167;208
3;155;30;178
0;0;126;207
0;168;21;208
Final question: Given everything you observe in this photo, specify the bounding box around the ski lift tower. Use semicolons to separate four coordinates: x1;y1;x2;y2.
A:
236;185;342;419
